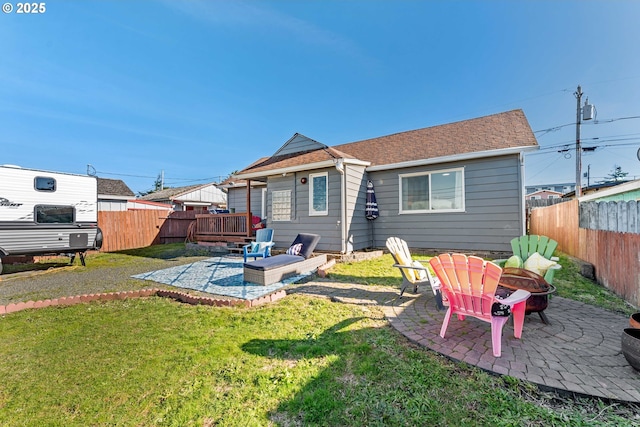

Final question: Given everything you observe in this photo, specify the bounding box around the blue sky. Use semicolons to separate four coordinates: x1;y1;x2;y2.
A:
3;0;640;194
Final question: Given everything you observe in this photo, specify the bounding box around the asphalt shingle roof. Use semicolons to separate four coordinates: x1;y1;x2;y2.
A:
237;109;537;176
96;178;135;197
138;185;203;201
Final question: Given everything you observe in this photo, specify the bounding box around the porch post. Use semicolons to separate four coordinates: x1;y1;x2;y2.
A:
246;179;252;237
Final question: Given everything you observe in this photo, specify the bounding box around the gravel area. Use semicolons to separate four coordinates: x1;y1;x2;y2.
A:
0;255;228;305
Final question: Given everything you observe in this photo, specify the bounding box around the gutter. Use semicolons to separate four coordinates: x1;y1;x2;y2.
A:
366;145;538;172
334;159;347;254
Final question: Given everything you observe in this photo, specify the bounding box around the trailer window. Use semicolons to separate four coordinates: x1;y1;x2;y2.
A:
35;205;74;224
35;177;56;192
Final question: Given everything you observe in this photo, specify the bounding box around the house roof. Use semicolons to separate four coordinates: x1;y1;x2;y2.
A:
97;178;135;197
235;109;538;178
138;184;204;201
526;189;564;197
335;109;537;167
237;146;358;176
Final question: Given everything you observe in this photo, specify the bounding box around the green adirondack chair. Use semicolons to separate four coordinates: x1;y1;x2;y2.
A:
494;235;561;284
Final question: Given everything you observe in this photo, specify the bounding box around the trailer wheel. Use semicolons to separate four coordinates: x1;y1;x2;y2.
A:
0;258;3;275
94;227;103;250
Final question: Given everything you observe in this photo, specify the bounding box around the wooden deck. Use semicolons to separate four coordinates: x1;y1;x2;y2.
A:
192;212;255;243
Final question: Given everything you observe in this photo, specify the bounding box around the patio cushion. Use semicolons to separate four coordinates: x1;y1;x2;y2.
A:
286;243;303;256
290;233;321;259
524;252;556;277
244;254;305;271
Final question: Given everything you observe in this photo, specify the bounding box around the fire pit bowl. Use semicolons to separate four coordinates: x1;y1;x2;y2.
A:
630;313;640;329
498;267;556;314
622;328;640;371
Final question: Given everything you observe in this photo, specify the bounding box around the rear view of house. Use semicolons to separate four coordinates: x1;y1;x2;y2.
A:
0;165;102;272
231;109;539;254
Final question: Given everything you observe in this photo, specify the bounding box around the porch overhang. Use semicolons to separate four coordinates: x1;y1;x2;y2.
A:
234;158;370;180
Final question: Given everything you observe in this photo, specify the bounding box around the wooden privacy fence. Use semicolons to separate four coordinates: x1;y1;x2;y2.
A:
98;210;167;252
530;199;640;306
98;210;200;252
579;200;640;233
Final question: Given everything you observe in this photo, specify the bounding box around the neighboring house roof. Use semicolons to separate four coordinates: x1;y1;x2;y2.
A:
235;109;538;179
138;185;202;201
579;178;640;202
525;189;563;199
564;181;631;199
138;183;227;205
97;178;135;198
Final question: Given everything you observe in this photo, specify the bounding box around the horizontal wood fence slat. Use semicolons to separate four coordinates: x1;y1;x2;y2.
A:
530;199;640;306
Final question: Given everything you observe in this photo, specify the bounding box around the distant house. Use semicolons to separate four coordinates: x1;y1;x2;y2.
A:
526;182;575;195
232;109;539;253
564;180;633;200
138;183;227;212
97;178;136;211
126;200;173;211
579;179;640;202
525;189;563;201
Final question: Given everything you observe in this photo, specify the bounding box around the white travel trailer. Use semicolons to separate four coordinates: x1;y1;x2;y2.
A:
0;165;103;273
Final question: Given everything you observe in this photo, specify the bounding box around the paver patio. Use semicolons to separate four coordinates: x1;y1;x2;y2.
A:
288;281;640;404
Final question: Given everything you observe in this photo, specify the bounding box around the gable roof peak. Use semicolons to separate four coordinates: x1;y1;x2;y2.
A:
272;133;328;157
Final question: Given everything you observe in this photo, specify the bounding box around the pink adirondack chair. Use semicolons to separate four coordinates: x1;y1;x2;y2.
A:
428;253;531;357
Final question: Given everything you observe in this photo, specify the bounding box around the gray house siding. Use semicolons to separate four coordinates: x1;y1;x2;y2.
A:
227;186;264;217
273;134;324;157
344;165;369;251
266;169;343;253
369;155;523;252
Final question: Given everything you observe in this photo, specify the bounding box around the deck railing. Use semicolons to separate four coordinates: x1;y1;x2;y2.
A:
195;213;251;239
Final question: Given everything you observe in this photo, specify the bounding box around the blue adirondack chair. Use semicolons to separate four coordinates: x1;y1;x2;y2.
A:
243;228;275;262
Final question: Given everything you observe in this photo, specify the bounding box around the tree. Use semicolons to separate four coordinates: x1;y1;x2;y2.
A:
603;165;629;183
137;173;167;196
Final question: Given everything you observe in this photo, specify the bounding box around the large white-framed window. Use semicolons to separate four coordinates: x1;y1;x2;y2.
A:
271;190;292;221
309;172;328;216
399;168;465;214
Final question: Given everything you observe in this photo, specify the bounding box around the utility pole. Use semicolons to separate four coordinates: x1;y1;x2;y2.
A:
574;86;595;198
575;85;583;198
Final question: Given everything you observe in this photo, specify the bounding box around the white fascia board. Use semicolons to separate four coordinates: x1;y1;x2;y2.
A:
579;179;640;202
98;194;131;201
182;201;211;207
366;146;539;172
343;158;371;167
234;158;370;180
219;181;267;189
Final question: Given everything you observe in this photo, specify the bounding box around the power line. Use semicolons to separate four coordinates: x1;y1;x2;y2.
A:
534;115;640;137
95;170;228;184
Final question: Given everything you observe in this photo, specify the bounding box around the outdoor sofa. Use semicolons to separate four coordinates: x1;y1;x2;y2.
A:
243;233;327;286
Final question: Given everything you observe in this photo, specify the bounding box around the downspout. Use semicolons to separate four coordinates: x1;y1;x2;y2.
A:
335;159;347;254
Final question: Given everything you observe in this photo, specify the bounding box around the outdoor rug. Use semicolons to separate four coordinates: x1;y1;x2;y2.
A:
131;256;314;300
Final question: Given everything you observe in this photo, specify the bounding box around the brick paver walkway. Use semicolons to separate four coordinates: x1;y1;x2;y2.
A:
289;281;640;404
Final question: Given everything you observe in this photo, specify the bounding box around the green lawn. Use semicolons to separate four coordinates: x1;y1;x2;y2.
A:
326;253;638;316
0;245;638;425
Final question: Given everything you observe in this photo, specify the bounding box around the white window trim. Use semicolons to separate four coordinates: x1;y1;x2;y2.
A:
261;188;267;219
271;189;292;222
309;172;329;216
398;167;465;214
